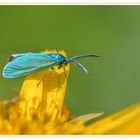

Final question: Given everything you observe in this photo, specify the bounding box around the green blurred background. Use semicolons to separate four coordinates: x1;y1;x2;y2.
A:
0;6;140;118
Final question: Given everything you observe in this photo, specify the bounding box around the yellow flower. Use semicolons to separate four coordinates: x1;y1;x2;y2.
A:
0;49;140;134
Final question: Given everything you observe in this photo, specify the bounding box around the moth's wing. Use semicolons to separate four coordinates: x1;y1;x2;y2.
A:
3;53;58;78
8;53;32;62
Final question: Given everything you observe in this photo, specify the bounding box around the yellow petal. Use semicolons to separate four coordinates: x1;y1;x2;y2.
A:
88;102;140;134
70;112;103;123
19;50;70;121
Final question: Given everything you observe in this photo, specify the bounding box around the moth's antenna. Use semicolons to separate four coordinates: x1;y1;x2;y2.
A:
69;54;100;61
70;60;88;74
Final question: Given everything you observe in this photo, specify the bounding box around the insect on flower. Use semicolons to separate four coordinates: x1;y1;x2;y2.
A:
2;52;100;78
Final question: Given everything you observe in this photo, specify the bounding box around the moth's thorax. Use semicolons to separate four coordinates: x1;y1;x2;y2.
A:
48;53;66;63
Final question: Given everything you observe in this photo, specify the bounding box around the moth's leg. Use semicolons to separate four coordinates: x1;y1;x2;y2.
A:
58;64;62;69
51;67;54;70
37;70;54;87
62;64;68;80
57;64;68;79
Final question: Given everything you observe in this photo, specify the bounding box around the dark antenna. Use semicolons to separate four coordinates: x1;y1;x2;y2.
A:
70;60;88;74
68;54;100;61
67;53;100;74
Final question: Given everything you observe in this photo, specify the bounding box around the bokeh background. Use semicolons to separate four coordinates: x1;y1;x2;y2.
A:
0;6;140;118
